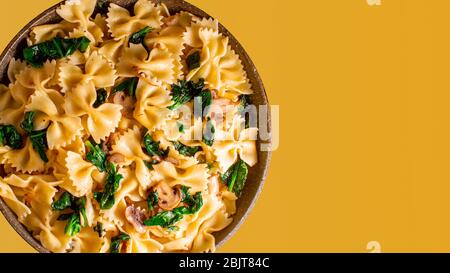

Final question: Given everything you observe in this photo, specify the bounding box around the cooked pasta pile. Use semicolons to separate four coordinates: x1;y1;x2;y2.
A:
0;0;258;253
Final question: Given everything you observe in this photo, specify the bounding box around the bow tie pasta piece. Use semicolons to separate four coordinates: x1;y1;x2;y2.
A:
59;51;117;92
190;174;232;252
162;191;224;252
147;12;193;55
184;17;219;48
215;46;253;100
16;60;59;91
134;80;172;132
185;28;227;88
28;0;102;45
98;37;128;64
28;21;76;46
40;219;73;253
111;127;155;189
213;116;258;172
100;168;143;227
146;28;186;81
160;102;198;141
117;43;176;86
65;83;122;143
221;189;238;216
46;134;85;175
2;175;71;252
186;28;253;101
26;90;83;149
106;0;163;39
3;138;46;173
119;222;164;253
160;175;226;249
56;150;96;197
56;0;103;44
152;161;209;193
151;130;201;169
147;12;196;81
145;12;195;77
0;83;33;128
7;58;28;83
191;208;233;253
69;226;105;253
0;178;31;221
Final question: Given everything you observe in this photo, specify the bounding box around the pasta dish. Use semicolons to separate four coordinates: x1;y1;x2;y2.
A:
0;0;257;253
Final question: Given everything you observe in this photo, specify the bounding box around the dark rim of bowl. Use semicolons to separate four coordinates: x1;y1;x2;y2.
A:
0;0;271;253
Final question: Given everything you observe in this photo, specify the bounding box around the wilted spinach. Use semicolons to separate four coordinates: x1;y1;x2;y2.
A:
21;112;48;162
220;159;248;197
85;140;107;172
110;232;130;253
113;77;139;98
0;125;22;149
129;26;153;45
94;163;124;210
23;36;90;67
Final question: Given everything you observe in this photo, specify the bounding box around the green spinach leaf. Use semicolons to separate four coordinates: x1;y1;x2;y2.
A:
113;77;139;98
143;134;168;158
238;95;251;128
23;36;90;67
64;213;81;237
54;193;88;236
168;79;206;110
175;188;203;215
220;159;248;197
147;191;158;210
94;0;110;15
110;232;130;253
186;51;200;71
144;159;159;170
143;210;183;228
95;163;123;210
0;125;23;149
172;141;200;157
203;117;215;146
129;26;153;44
75;197;88;227
85;140;107;172
21;112;48;162
51;192;73;211
178;123;184;133
144;187;203;229
93;88;108;108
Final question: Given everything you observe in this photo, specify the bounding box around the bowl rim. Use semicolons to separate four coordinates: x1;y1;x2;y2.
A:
0;0;271;253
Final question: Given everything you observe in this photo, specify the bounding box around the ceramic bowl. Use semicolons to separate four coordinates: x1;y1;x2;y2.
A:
0;0;271;253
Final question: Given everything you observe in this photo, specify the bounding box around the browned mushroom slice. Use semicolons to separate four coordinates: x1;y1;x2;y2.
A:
108;153;125;164
165;157;180;166
125;205;147;234
112;91;127;106
155;182;182;210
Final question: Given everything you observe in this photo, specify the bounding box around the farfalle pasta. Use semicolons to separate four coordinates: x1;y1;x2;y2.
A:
0;0;258;253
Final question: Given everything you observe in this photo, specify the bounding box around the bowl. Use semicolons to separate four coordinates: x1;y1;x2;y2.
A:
0;0;271;253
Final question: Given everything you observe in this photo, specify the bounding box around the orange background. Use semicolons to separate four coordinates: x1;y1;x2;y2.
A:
3;0;450;252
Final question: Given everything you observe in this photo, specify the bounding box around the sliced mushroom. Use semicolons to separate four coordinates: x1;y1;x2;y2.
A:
112;92;126;106
125;205;147;234
165;157;180;166
155;182;182;210
152;155;162;162
108;153;125;164
211;90;218;99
